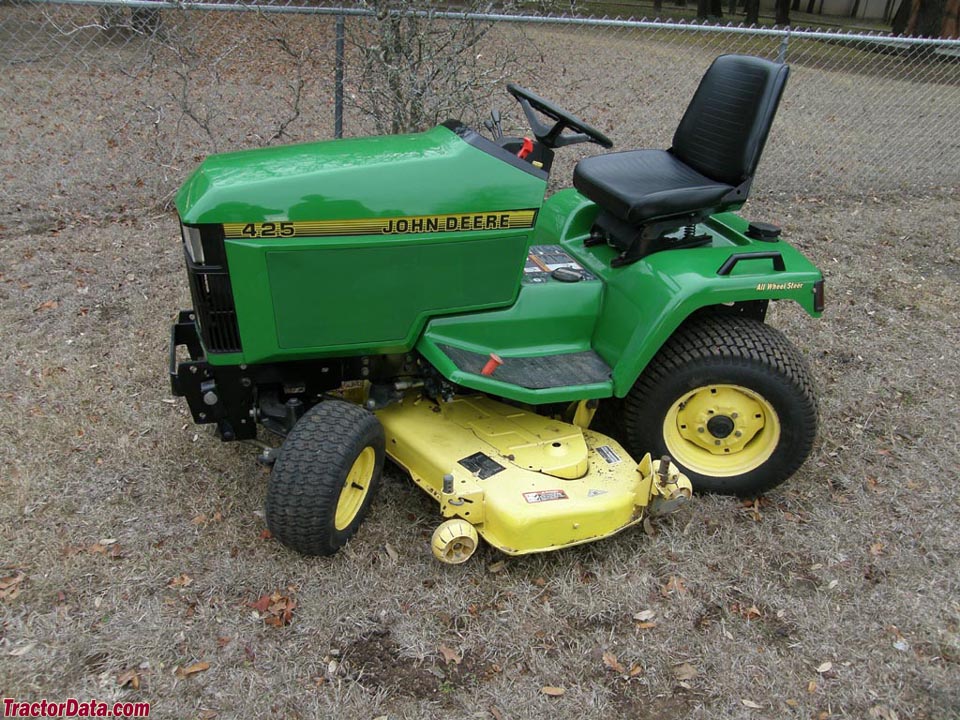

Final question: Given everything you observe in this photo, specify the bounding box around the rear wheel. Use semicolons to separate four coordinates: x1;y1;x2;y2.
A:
266;400;384;556
620;314;817;496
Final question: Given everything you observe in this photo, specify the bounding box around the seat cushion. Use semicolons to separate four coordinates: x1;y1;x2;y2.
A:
573;149;735;225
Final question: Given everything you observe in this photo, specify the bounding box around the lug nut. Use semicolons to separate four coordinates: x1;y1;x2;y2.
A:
735;430;742;437
697;427;705;433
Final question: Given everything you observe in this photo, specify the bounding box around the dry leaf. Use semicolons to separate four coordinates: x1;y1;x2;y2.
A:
487;561;506;574
660;575;687;596
249;590;297;626
0;573;24;601
628;663;643;677
438;644;461;665
176;661;210;678
385;543;399;562
249;594;273;614
633;609;655;622
816;661;833;673
34;299;59;312
869;542;885;556
167;573;193;588
636;622;656;629
741;699;763;709
541;686;565;697
488;706;505;720
602;651;625;674
807;680;817;693
672;662;697;681
8;643;36;657
116;668;140;690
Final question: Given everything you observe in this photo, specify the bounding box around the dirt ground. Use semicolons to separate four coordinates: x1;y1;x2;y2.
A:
2;7;960;720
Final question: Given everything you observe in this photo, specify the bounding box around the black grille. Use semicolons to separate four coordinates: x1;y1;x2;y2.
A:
183;224;242;354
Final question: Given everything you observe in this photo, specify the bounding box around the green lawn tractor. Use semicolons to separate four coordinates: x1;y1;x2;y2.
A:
170;54;823;564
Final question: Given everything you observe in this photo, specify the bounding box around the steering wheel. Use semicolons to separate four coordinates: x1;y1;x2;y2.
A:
507;83;613;150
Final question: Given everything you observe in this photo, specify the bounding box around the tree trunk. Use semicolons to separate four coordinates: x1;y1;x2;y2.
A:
806;0;817;12
892;0;912;31
697;0;710;18
907;0;947;36
943;0;959;36
711;0;724;15
654;0;663;11
745;0;760;23
729;0;738;15
776;0;791;23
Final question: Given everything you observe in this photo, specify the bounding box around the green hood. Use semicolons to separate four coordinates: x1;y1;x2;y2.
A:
175;125;546;225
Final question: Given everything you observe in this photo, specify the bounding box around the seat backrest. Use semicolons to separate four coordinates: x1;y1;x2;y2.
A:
672;54;789;187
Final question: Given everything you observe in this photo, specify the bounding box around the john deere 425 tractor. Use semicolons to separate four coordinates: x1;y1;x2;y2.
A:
170;55;822;563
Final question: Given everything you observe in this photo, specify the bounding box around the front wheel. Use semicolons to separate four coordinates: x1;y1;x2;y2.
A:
266;400;384;556
619;315;818;496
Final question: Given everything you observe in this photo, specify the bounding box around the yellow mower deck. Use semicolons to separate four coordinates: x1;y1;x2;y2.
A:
376;394;690;558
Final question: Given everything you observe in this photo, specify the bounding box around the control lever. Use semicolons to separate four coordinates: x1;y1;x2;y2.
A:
490;109;503;139
483;119;496;138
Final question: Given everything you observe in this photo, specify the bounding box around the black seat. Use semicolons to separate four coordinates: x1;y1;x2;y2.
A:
573;54;790;266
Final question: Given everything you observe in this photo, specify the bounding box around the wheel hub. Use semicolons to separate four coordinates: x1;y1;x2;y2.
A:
706;414;735;439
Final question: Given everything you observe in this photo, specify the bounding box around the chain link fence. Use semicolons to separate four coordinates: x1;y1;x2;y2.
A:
2;1;958;224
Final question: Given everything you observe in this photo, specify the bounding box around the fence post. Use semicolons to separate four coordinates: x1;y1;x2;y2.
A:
334;13;345;138
777;28;790;63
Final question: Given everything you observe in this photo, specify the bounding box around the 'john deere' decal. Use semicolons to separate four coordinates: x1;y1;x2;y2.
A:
223;209;537;239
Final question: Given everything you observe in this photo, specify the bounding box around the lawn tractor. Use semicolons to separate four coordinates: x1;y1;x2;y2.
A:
169;54;823;563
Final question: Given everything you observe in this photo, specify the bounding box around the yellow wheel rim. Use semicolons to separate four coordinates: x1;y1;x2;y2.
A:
663;384;780;477
334;446;375;531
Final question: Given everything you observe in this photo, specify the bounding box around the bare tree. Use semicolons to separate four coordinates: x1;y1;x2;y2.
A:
343;1;525;135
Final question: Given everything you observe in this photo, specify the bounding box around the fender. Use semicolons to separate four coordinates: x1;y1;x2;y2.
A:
545;190;824;397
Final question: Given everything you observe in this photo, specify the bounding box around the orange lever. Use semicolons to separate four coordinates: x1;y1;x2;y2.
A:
481;353;503;376
518;137;534;160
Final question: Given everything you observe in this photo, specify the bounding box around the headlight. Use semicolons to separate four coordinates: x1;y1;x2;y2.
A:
181;223;204;264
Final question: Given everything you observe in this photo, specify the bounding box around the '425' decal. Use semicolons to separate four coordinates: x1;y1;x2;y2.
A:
236;222;294;238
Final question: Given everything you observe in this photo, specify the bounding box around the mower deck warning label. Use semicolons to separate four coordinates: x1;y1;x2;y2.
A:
523;489;569;503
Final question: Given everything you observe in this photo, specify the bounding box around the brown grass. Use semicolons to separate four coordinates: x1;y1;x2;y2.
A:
2;8;959;720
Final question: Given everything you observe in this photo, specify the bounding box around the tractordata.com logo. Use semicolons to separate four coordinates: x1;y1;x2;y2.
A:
3;698;150;718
